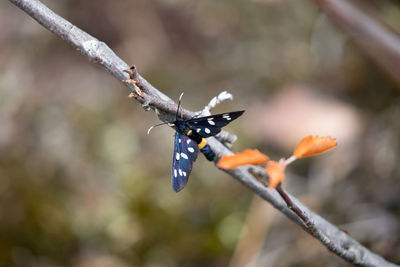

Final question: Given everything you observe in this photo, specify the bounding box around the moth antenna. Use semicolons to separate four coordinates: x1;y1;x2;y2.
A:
179;92;184;101
147;125;155;135
147;121;169;135
176;92;184;120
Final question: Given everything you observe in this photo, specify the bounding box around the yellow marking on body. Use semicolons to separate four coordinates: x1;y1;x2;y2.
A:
186;130;192;135
198;138;207;149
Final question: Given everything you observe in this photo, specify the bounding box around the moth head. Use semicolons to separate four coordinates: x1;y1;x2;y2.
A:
147;93;184;135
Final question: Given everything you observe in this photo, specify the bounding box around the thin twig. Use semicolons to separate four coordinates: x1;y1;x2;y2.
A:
276;185;309;225
8;0;398;266
313;0;400;89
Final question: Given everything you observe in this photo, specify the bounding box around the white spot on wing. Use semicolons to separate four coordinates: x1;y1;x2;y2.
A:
174;169;177;178
176;153;180;161
179;138;181;143
179;169;183;176
181;153;188;159
182;171;187;176
208;120;215;125
223;114;231;120
188;147;195;153
186;139;191;144
196;128;201;133
205;128;211;134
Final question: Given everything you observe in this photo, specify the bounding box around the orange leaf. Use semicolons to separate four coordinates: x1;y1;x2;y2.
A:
266;161;286;188
217;149;270;169
293;136;337;158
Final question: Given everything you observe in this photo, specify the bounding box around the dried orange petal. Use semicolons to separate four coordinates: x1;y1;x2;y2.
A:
293;136;337;158
217;149;270;169
124;78;136;84
266;161;286;188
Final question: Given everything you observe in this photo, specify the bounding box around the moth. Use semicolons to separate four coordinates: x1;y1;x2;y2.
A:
149;94;244;192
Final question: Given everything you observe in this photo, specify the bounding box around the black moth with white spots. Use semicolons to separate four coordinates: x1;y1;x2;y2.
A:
172;110;244;192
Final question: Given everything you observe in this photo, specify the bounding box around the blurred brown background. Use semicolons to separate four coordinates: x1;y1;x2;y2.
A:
1;0;399;266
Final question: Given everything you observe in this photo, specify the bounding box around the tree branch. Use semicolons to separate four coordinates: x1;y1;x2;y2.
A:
8;0;398;266
313;0;400;89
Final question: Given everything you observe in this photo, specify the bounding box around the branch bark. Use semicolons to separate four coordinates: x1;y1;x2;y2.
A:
8;0;398;266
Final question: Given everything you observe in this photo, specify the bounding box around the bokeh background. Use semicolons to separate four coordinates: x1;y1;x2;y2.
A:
1;0;400;266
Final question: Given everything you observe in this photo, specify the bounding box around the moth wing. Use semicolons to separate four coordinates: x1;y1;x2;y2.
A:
171;132;199;192
186;110;244;138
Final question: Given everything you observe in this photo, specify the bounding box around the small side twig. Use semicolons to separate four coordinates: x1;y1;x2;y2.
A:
313;0;400;89
198;90;234;116
276;185;309;225
123;66;145;99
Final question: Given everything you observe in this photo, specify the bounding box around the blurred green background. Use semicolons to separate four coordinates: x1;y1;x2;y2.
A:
1;0;399;266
